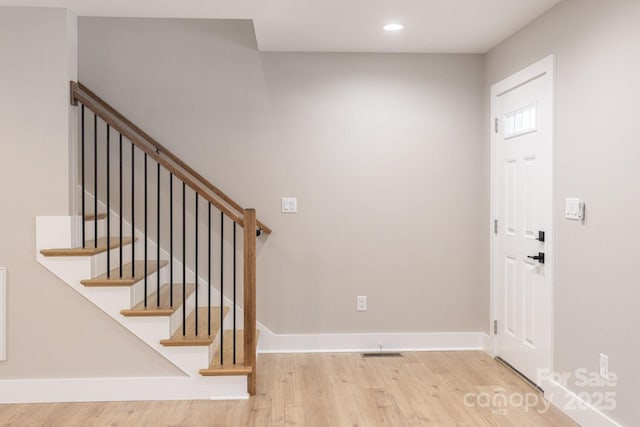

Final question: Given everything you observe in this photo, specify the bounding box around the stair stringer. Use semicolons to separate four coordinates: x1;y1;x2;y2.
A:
35;216;247;399
79;191;231;360
80;189;272;358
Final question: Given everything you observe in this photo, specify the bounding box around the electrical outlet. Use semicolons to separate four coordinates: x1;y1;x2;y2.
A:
357;296;367;312
600;353;609;380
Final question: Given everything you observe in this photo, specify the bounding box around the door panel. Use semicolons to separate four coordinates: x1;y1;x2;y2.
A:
491;56;554;388
505;160;517;235
505;256;517;336
523;156;536;239
523;261;536;348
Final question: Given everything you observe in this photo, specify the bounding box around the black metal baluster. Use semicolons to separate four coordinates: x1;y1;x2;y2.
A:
144;153;148;307
170;173;173;307
195;193;199;336
131;143;135;277
119;134;123;278
106;124;111;278
220;212;224;365
233;221;237;364
81;105;86;248
182;182;186;336
208;203;211;336
157;162;161;307
94;114;98;248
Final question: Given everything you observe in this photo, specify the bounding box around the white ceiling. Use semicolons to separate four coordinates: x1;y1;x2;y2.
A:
0;0;562;52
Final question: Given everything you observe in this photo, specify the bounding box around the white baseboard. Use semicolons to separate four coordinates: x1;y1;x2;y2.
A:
0;376;247;404
544;379;622;427
257;330;490;354
482;332;495;356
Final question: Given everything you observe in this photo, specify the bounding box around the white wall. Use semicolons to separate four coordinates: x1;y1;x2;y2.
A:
78;18;489;336
485;0;640;424
258;53;488;334
0;7;181;378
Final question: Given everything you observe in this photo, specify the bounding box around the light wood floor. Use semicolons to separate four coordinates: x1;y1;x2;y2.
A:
0;351;576;426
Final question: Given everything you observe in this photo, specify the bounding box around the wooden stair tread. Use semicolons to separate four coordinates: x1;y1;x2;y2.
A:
84;213;107;221
81;260;168;287
200;330;259;376
40;237;136;257
199;365;253;376
121;283;196;316
160;306;229;346
202;329;260;372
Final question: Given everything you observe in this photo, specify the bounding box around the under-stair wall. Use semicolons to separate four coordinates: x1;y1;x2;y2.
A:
36;215;224;378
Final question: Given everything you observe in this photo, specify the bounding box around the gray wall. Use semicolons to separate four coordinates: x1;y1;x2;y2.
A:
485;0;640;424
78;18;488;335
0;7;181;378
5;6;638;423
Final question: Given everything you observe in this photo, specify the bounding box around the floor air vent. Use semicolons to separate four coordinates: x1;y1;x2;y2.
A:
361;352;403;358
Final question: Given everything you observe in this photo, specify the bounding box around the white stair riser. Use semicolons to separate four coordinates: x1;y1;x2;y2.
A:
196;279;245;331
223;310;244;331
38;255;93;287
83;211;137;240
131;267;169;307
83;219;106;240
90;245;133;277
169;291;196;337
83;286;134;315
208;330;223;365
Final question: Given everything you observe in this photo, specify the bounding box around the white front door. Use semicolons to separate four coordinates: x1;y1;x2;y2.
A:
491;56;554;388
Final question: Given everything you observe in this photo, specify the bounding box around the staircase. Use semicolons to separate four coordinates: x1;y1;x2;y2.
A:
35;82;270;398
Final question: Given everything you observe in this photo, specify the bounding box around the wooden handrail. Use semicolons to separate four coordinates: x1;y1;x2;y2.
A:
70;81;272;234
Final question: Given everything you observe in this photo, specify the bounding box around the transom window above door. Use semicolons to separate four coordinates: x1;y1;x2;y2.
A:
504;104;537;139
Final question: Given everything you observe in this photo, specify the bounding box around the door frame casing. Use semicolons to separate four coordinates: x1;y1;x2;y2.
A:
488;55;556;382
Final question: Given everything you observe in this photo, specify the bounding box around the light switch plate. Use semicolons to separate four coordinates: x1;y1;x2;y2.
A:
565;198;584;221
281;197;297;213
357;296;367;312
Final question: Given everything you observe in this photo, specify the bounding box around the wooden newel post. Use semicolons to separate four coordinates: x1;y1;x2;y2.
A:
243;208;257;395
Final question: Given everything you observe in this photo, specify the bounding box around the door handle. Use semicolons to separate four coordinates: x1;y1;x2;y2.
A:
537;231;545;242
527;252;545;264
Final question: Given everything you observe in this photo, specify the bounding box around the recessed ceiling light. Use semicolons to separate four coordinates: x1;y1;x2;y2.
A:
383;23;404;32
